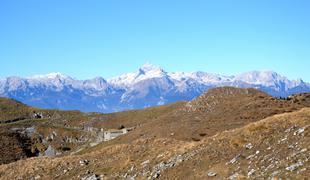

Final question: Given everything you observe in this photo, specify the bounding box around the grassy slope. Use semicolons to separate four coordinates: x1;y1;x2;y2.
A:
0;97;33;122
84;87;310;152
0;108;308;179
0;96;186;165
160;108;310;179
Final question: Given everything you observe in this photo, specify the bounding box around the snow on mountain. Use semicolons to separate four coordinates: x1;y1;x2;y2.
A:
83;77;108;91
25;72;78;91
234;71;286;86
233;71;309;95
169;71;234;85
0;64;309;113
108;63;167;87
120;73;175;104
4;76;28;91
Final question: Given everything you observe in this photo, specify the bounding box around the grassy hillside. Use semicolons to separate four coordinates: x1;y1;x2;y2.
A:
86;87;310;150
0;96;186;165
0;108;308;179
0;98;33;122
160;108;310;179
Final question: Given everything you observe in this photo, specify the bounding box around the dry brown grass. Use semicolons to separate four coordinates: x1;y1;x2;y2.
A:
0;107;309;179
159;108;310;179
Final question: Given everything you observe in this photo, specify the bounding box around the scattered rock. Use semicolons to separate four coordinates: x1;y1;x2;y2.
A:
153;171;160;179
285;126;296;133
255;150;260;155
141;160;150;166
279;137;287;143
129;165;135;172
228;172;239;180
294;128;305;136
300;148;307;153
207;171;217;177
228;154;241;164
157;154;164;158
288;144;295;149
245;143;253;150
81;174;98;180
247;169;255;177
80;160;90;166
286;161;303;171
246;154;255;160
149;153;193;179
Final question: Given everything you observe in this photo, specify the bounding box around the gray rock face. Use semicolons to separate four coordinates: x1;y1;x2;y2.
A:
0;64;309;113
44;145;56;157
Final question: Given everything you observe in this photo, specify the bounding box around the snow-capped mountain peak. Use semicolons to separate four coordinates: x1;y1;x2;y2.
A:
108;63;168;87
137;63;167;78
83;77;108;90
234;70;286;86
169;71;233;85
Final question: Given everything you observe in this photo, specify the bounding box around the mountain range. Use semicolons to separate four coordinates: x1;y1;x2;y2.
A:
0;63;309;113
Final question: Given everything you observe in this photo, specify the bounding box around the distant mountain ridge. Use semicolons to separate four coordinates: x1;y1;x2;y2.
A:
0;63;309;113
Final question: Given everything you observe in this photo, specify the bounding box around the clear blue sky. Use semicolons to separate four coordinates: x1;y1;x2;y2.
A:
0;0;310;81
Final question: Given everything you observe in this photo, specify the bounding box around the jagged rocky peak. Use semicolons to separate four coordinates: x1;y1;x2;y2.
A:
108;63;168;87
84;77;107;84
138;63;167;76
83;77;108;90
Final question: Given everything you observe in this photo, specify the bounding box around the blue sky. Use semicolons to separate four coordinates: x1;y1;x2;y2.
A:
0;0;310;81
